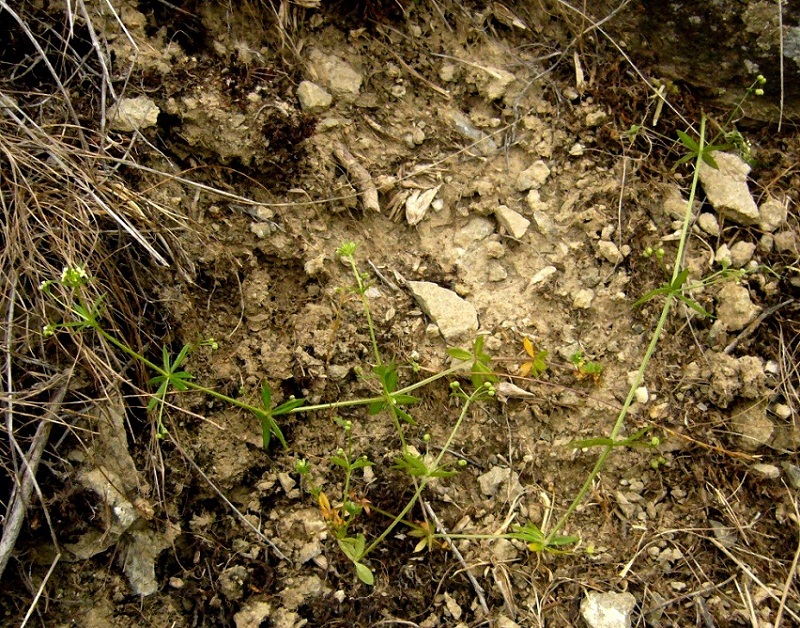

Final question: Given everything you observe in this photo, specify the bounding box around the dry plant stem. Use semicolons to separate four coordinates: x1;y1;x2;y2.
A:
544;116;708;546
19;552;61;628
421;499;489;615
773;491;800;628
0;372;71;581
166;431;288;561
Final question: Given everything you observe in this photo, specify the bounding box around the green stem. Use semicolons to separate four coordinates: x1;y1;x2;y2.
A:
360;386;482;560
543;116;706;546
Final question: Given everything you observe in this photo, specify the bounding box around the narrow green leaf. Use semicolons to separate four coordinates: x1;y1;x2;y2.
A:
261;381;272;409
447;347;472;361
368;400;386;415
701;151;720;169
676;130;699;151
394;407;417;425
273;398;305;415
391;394;419;406
676;294;714;318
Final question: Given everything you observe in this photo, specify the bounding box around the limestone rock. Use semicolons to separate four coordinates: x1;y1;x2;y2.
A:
494;205;530;239
581;591;637;628
715;283;759;331
477;466;524;499
296;81;332;113
598;240;624;264
407;281;478;343
107;96;160;132
758;197;787;232
729;241;756;268
697;212;720;236
698;152;759;225
306;49;362;100
730;399;774;451
514;160;551;191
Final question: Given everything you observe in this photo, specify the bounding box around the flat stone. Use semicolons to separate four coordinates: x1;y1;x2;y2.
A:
573;288;595;309
751;463;780;479
730;399;774;451
527;266;557;288
306;49;362;100
663;185;693;220
715;283;759;331
598;240;624;264
477;466;524;499
585;110;608;127
407;281;478;343
758;197;787;232
581;591;637;628
729;241;756;268
296;81;332;113
698;152;760;225
697;212;720;236
774;230;799;254
107;96;160;132
454;217;494;248
494;205;530;239
514;160;551;191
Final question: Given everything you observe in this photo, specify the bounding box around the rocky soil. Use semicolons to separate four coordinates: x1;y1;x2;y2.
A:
2;2;799;627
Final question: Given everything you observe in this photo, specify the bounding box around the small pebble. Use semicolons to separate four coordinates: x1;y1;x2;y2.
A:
773;403;792;420
697;212;720;236
751;463;780;479
634;386;649;404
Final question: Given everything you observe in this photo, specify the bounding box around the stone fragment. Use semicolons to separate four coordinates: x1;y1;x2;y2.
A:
715;244;732;267
580;591;637;628
598;240;624;264
494;205;530;239
218;565;249;601
751;463;780;479
782;463;800;490
715;283;760;331
573;288;595;309
774;230;799;254
729;241;756;268
306;49;362;100
455;217;494;248
477;466;524;499
527;266;557;288
730;399;774;451
296;80;332;113
697;212;720;236
585;110;608;127
475;66;516;100
234;599;272;628
107;96;160;132
698;152;759;225
407;281;478;343
662;185;693;220
487;261;507;282
514;160;551;191
758;197;787;232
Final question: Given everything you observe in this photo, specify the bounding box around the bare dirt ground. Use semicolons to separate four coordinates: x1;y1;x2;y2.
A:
2;1;800;627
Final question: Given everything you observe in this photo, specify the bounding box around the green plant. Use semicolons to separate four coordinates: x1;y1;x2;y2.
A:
569;351;603;383
40;268;288;448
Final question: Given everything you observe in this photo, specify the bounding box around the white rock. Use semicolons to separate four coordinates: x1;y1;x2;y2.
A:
634;386;649;404
598;240;624;264
585;110;608;127
494;205;530;239
527;266;557;288
477;67;516;100
296;81;332;113
715;283;760;331
729;241;756;268
731;399;774;451
407;281;478;343
698;152;760;225
773;403;792;420
515;160;551;191
306;49;362;100
697;212;720;236
477;466;524;499
107;96;160;132
569;142;585;156
751;463;780;479
663;185;693;220
573;288;595;309
758;197;787;232
581;591;637;628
